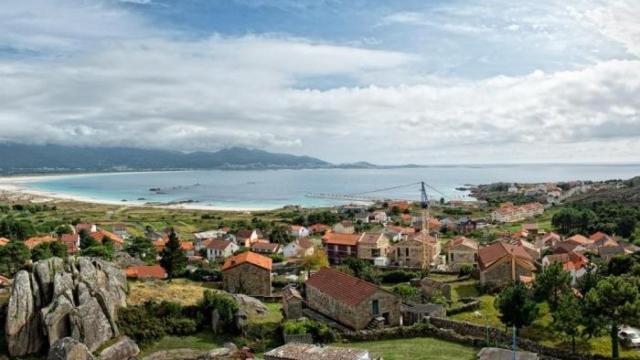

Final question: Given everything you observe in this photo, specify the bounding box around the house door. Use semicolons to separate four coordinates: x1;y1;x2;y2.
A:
372;299;379;315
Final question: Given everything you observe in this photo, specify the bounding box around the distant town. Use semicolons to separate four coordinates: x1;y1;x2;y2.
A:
1;176;640;359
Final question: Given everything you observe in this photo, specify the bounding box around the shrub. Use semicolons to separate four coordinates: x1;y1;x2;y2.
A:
458;264;474;277
283;319;337;344
270;254;286;263
379;270;418;283
198;290;239;332
117;300;200;344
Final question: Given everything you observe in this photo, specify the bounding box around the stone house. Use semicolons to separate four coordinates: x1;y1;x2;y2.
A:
357;232;390;263
478;242;536;286
222;251;272;296
281;285;303;320
250;242;282;255
305;268;400;331
322;232;361;264
390;232;440;269
445;236;478;271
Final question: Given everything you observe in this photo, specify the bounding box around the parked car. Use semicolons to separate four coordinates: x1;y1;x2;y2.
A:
619;326;640;348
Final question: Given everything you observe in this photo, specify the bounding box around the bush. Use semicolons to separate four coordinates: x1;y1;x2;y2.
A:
198;290;239;332
270;254;286;263
244;322;284;353
283;319;337;344
117;300;200;344
379;270;418;283
458;264;473;277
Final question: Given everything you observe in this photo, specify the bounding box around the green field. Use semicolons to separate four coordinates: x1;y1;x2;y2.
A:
138;331;228;357
334;337;478;360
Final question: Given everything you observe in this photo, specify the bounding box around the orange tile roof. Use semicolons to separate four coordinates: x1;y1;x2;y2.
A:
545;251;588;271
449;236;478;251
478;242;533;271
222;251;272;271
590;231;610;242
125;265;167;279
322;232;361;246
60;234;80;253
306;268;380;306
567;234;592;245
181;241;194;251
24;236;57;249
0;237;9;247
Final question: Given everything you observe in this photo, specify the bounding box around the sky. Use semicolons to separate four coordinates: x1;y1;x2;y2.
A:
0;0;639;164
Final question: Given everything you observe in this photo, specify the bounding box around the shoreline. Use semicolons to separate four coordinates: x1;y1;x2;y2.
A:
0;174;276;212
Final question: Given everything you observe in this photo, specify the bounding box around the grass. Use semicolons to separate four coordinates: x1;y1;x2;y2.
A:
138;330;228;357
334;337;479;360
251;302;283;324
127;279;216;306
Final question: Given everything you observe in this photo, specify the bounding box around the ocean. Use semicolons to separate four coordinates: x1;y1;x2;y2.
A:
20;164;640;210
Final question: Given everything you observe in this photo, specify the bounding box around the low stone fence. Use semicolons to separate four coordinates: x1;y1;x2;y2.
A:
445;298;480;316
428;317;614;360
283;334;314;344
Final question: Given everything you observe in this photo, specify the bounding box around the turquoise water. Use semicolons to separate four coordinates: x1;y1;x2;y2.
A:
22;165;640;210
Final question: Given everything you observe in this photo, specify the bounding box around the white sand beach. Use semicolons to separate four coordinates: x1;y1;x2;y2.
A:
0;174;269;212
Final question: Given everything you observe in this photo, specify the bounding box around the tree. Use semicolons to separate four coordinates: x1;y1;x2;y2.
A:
494;281;539;335
343;257;369;278
79;229;97;249
267;224;291;244
126;236;157;263
533;262;572;312
392;284;420;303
0;240;31;275
55;225;72;237
50;241;68;258
552;293;582;354
301;250;329;274
160;229;187;280
616;215;637;238
584;276;640;358
31;242;53;262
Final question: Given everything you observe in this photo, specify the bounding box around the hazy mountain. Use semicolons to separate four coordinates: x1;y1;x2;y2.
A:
0;143;331;174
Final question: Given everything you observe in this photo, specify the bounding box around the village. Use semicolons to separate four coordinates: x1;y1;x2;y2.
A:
1;179;640;360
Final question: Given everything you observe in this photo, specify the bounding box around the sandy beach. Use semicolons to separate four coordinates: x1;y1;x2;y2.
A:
0;174;271;212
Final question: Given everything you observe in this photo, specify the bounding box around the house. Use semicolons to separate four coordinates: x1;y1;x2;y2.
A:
281;285;303;320
384;225;415;242
522;223;540;237
554;240;588;255
289;225;310;239
222;251;272;296
24;236;57;249
456;217;477;235
339;205;367;215
322;232;361;264
491;202;544;223
566;234;592;246
0;237;9;247
308;224;330;235
75;223;97;234
60;234;80;253
537;232;561;250
599;246;626;261
371;210;388;224
478;242;537;286
125;265;168;280
389;201;410;212
357;232;390;263
236;229;260;246
250;242;282;255
283;238;315;258
305;268;401;330
542;251;589;285
202;239;238;260
513;239;540;260
355;212;369;224
112;224;130;240
333;220;355;234
446;236;479;271
265;343;370;360
89;229;125;250
390;232;440;269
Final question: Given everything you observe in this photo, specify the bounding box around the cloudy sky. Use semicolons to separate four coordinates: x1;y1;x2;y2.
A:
1;0;639;164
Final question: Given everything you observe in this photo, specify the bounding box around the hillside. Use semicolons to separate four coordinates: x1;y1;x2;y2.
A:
567;176;640;204
0;143;330;174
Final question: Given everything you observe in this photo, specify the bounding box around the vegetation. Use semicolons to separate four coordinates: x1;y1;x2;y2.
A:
160;229;187;280
494;281;539;335
283;319;337;343
31;241;67;261
334;337;478;360
0;240;30;275
125;236;157;263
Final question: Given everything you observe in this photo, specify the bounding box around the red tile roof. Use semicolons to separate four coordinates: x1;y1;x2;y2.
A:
478;242;533;271
125;265;167;280
24;236;57;249
322;232;361;246
90;229;124;245
358;232;384;245
60;234;80;253
204;239;233;250
222;251;272;271
449;236;479;251
181;241;194;251
567;234;592;245
306;268;380;306
545;251;588;271
0;237;9;247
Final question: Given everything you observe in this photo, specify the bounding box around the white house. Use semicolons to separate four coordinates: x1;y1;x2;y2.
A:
371;211;388;224
203;239;239;260
542;251;589;285
194;229;228;240
283;238;315;258
333;220;355;234
289;225;310;239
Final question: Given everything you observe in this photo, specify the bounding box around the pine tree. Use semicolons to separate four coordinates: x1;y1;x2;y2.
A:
160;229;187;280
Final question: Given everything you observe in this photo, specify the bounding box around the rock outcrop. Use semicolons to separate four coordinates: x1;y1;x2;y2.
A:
47;337;96;360
98;336;140;360
5;257;128;357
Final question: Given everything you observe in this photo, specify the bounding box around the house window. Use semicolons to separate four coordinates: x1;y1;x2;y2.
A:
405;248;409;257
372;299;379;315
372;249;380;257
396;248;400;257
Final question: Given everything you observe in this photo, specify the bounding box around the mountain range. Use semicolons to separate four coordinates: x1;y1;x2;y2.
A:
0;143;412;174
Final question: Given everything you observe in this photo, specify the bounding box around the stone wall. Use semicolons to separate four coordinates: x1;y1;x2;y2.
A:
481;260;533;286
223;263;271;297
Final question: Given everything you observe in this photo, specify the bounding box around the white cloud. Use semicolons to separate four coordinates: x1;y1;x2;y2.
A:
0;0;639;164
